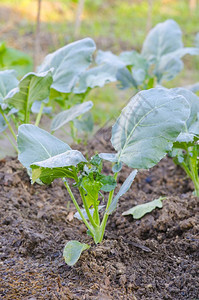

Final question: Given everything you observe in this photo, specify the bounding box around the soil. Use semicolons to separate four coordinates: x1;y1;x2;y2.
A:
0;128;199;300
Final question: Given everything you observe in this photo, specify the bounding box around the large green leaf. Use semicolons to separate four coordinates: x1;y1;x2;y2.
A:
17;124;71;168
111;88;190;169
107;170;138;215
0;42;33;77
63;241;90;266
141;19;183;63
5;70;53;121
51;101;93;131
74;64;117;94
38;38;96;93
0;70;18;106
122;197;165;219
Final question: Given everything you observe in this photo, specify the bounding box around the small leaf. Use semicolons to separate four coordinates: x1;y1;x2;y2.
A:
63;241;90;266
90;154;102;166
122;197;165;219
51;101;93;131
100;175;117;192
99;153;118;162
107;170;138;215
112;161;122;173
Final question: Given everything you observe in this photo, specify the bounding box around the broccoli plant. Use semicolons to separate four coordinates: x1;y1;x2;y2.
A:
17;88;190;265
0;38;119;148
96;19;199;91
169;88;199;196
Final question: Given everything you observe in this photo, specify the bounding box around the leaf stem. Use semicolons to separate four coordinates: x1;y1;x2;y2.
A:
78;187;98;228
0;107;17;141
63;180;94;233
98;172;118;243
35;102;45;126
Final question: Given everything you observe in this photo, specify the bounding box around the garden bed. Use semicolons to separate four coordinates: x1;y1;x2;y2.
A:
0;129;198;300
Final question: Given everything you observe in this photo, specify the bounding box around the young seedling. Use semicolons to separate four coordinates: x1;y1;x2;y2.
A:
17;88;190;265
170;88;199;197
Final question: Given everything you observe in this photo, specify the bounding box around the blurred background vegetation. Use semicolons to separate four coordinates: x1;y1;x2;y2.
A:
0;0;199;125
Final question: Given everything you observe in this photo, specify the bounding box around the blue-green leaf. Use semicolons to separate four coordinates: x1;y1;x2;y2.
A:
18;124;71;168
31;150;87;169
141;20;199;83
111;88;190;169
51;101;93;131
38;38;96;93
0;70;18;106
74;64;117;94
107;170;138;215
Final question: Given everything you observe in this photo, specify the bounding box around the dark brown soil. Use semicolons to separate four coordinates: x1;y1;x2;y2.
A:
0;128;199;300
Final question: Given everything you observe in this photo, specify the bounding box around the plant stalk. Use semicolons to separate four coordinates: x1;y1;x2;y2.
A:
78;187;98;228
63;180;94;233
98;172;118;243
35;102;45;126
181;150;199;197
0;108;17;141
